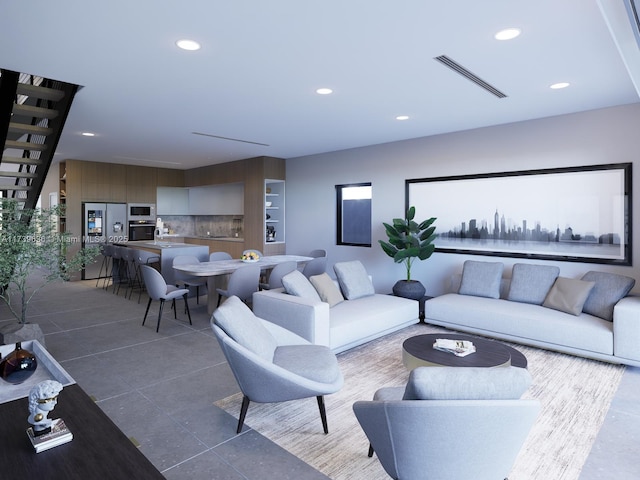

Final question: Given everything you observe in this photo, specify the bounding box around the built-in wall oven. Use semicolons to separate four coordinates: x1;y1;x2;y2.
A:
127;203;156;241
128;220;156;241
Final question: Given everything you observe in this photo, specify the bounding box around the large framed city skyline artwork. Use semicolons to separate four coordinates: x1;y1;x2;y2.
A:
406;163;632;265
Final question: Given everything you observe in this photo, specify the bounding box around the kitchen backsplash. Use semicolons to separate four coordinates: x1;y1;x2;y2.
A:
159;215;243;238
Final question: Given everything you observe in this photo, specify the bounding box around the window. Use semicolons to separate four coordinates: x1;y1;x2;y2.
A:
336;183;372;246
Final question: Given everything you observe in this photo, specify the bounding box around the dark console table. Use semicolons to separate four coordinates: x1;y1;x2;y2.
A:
0;384;164;479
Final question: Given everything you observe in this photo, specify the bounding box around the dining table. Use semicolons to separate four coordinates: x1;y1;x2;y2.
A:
173;254;313;314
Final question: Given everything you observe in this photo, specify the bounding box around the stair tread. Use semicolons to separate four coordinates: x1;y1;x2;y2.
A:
8;122;53;135
16;83;65;102
12;103;59;119
4;140;47;151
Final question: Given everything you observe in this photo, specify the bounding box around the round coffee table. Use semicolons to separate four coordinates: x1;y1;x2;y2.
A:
402;333;527;370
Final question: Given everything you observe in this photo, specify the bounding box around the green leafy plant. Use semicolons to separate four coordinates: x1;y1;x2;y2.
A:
379;206;437;281
0;200;99;324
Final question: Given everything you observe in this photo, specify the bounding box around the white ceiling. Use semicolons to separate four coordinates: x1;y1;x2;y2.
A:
1;0;639;170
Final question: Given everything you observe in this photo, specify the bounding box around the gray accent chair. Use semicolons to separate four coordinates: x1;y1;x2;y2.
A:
141;265;192;332
353;366;540;480
212;296;344;434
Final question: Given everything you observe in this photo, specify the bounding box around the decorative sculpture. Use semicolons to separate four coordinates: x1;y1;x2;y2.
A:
27;380;63;435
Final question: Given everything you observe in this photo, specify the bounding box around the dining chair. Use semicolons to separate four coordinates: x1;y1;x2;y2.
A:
302;256;327;278
260;260;297;290
130;249;161;303
210;251;233;261
309;249;327;258
173;255;208;304
216;264;260;307
140;265;192;333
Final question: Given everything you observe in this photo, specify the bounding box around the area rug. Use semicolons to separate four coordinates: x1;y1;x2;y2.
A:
215;324;625;479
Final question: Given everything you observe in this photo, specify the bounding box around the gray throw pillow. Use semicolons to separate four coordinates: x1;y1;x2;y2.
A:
458;260;504;299
213;296;277;361
543;277;595;316
282;270;322;301
581;271;635;321
333;260;375;300
507;263;560;305
309;273;344;307
403;366;532;400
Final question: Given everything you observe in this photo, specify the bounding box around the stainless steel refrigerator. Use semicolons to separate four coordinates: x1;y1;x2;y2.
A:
82;203;127;280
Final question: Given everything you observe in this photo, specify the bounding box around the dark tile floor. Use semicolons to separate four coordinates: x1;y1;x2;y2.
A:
1;277;328;480
1;275;638;479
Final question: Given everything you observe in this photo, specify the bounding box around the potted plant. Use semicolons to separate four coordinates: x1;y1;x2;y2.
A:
379;206;437;300
0;200;99;345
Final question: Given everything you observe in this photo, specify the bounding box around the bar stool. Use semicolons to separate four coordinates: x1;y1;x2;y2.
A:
95;244;112;288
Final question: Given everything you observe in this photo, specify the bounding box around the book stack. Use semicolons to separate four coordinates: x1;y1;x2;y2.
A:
27;418;73;453
433;339;476;357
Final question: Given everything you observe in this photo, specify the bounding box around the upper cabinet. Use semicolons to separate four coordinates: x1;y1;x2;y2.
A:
157;187;189;215
265;179;285;244
157;183;244;215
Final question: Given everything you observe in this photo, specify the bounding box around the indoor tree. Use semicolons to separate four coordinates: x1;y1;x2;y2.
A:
0;199;99;342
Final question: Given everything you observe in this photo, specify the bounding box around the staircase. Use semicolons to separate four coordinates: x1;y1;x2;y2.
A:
0;69;79;211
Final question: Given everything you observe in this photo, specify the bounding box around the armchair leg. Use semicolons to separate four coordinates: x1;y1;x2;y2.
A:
368;444;374;457
317;395;329;434
237;395;251;434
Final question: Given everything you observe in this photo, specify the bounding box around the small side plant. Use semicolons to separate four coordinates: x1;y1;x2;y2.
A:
0;199;99;324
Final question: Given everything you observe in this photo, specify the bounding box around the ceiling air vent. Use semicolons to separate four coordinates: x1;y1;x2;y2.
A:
434;55;507;98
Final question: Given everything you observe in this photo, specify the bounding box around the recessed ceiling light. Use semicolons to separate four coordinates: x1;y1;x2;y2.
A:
550;82;570;89
81;132;95;137
176;39;201;51
494;28;521;41
396;115;410;121
316;88;333;95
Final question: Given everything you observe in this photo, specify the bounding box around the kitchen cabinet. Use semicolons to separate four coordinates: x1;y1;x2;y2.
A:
265;180;285;245
188;183;244;215
157;187;189;215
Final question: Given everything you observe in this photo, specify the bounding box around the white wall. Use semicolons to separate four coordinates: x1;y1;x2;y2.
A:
285;103;640;296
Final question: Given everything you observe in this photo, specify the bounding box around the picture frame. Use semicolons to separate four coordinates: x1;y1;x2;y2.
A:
406;163;632;265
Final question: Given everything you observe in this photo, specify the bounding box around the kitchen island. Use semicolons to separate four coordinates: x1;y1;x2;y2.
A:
121;241;209;285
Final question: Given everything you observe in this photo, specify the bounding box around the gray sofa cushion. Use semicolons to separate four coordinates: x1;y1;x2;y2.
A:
282;270;322;301
543;277;595;316
402;366;532;400
309;272;344;307
507;263;560;305
581;271;636;321
273;344;341;383
334;260;375;300
458;260;504;299
213;296;277;361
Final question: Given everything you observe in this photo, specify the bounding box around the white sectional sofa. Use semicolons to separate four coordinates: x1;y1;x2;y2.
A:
253;261;419;353
424;260;640;366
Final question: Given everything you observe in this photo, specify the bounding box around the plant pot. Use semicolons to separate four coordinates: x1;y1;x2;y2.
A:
392;280;426;300
0;323;46;347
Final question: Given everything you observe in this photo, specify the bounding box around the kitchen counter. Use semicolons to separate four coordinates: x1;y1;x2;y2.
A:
185;235;244;243
118;241;209;284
